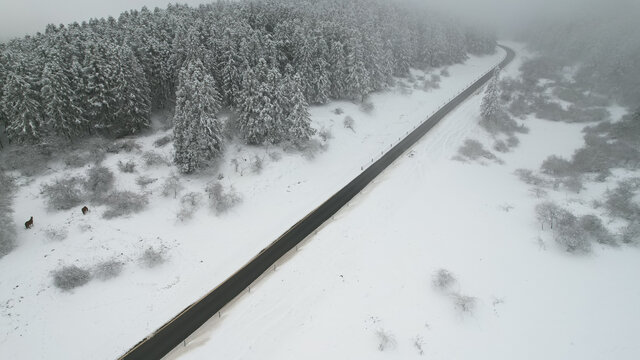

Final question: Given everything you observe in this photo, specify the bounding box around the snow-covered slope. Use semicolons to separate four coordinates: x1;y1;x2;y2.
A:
163;42;640;360
0;50;505;359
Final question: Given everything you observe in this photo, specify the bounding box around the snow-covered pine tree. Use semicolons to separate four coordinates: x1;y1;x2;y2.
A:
40;52;83;139
328;41;348;99
1;64;43;142
281;70;315;143
480;68;501;124
173;58;223;174
111;45;151;136
345;38;371;102
237;59;280;145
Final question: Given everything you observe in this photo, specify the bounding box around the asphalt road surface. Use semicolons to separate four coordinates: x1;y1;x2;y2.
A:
118;44;515;360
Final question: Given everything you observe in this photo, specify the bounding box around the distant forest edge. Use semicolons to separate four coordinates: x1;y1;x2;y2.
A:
0;0;496;172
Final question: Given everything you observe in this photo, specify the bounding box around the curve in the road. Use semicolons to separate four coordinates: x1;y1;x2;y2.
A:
118;44;515;360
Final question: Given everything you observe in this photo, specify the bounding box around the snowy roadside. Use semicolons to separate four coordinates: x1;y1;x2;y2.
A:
0;49;505;359
163;41;640;360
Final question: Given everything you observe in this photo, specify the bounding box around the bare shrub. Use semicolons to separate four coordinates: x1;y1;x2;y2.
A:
515;169;550;187
153;134;173;148
139;247;165;268
300;139;327;160
177;192;203;222
161;173;183;199
440;68;450;77
53;265;92;291
375;329;396;351
106;139;140;153
456;139;500;162
578;215;616;245
562;176;583;193
450;293;476;313
0;173;17;258
41;177;84;210
432;268;456;290
44;227;68;242
493;140;509;153
251;156;263;174
343;116;355;132
64;148;106;168
413;335;425;355
535;201;562;230
554;209;591;253
507;135;520;148
117;160;136;173
136;176;157;188
206;181;242;214
360;101;375;114
604;179;640;220
0;143;57;176
102;191;149;219
621;222;640;245
541;155;574;177
268;152;282;162
94;260;124;280
142;151;168;167
84;166;115;202
333;107;344;115
318;127;333;142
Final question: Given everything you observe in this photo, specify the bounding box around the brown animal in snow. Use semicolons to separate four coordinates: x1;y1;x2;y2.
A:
25;216;34;229
82;206;89;215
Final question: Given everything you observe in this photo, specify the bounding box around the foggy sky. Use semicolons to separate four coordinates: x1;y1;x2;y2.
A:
1;0;638;42
0;0;210;41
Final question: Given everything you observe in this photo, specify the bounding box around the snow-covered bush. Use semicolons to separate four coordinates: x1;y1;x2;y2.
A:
375;329;396;351
621;222;640;245
333;107;344;115
450;292;476;313
84;166;115;202
117;160;136;173
343;116;355;132
106;139;140;154
318;127;333;142
0;143;56;176
206;181;242;214
53;265;92;291
161;173;183;199
177;192;203;222
142;151;168;167
251;156;263;174
0;173;17;258
432;268;456;290
64;148;106;168
102;191;148;219
360;100;375;114
136;175;157;188
456;139;500;162
493;140;509;153
139;247;165;268
553;208;591;253
44;227;68;242
440;68;450;77
94;260;124;280
515;169;550;187
535;201;562;230
578;215;616;245
41;177;84;210
153;134;172;148
540;155;574;177
604;179;640;220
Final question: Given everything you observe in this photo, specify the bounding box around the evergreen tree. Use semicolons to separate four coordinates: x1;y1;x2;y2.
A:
1;65;43;142
281;71;315;143
112;45;151;136
345;39;371;102
173;59;223;174
480;69;501;124
40;54;83;138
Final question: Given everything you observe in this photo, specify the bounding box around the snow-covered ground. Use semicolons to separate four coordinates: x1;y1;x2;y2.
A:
0;48;505;358
163;42;640;360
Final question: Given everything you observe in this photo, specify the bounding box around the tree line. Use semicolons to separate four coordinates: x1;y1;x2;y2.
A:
0;0;495;172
